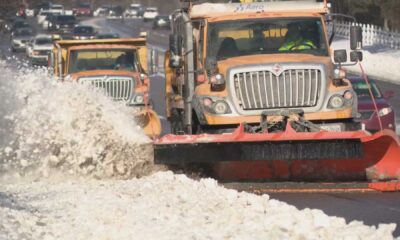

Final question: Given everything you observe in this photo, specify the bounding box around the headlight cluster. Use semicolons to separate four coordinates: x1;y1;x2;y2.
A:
328;91;354;109
202;97;231;115
128;93;146;106
378;107;392;117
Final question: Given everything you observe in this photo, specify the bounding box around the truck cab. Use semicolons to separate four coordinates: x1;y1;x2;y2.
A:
165;1;363;134
52;38;152;110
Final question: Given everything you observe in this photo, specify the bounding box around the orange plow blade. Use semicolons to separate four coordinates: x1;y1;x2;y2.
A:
154;123;400;192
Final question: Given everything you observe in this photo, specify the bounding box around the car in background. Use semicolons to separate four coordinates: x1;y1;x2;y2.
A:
4;16;25;32
25;34;53;65
33;2;51;16
48;4;64;15
107;6;124;19
152;15;170;30
96;32;120;39
11;28;35;52
73;3;92;17
124;3;143;18
349;76;396;133
72;25;96;40
48;15;77;34
143;7;158;22
93;6;111;17
42;13;58;30
37;10;52;25
10;20;30;35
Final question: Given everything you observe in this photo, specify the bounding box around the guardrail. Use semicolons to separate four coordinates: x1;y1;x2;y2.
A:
333;20;400;50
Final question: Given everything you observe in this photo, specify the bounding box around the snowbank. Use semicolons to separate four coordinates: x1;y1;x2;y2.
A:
0;172;397;240
0;59;157;181
0;60;398;240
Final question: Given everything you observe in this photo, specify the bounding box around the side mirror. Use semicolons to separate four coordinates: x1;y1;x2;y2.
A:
334;49;347;64
350;26;362;50
350;51;363;62
384;90;395;99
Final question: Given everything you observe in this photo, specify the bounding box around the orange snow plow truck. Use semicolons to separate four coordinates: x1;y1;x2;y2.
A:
154;0;400;192
50;38;161;137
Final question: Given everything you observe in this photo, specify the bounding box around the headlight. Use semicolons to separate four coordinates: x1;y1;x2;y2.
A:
202;97;231;115
329;95;344;109
212;101;229;114
56;24;60;28
134;94;144;104
378;107;392;117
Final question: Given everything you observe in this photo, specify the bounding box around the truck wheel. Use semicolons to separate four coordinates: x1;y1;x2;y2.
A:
170;108;185;134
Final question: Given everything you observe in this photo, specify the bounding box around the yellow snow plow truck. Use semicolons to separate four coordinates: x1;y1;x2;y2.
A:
154;0;400;192
50;38;161;137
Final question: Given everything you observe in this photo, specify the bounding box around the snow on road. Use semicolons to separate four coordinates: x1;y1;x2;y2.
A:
0;60;398;240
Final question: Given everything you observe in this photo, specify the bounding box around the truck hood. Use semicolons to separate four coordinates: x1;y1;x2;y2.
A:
217;54;332;74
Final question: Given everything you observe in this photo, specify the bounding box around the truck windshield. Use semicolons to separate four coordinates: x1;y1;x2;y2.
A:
207;18;328;61
69;49;138;73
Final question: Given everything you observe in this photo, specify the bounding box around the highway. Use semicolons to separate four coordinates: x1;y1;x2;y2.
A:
1;16;400;236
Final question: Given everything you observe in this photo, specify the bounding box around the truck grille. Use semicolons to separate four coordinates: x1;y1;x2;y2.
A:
79;76;134;101
233;69;322;110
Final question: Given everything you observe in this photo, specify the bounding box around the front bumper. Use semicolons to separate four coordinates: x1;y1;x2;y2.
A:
200;107;354;125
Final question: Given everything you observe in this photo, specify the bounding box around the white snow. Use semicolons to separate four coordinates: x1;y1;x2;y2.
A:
0;172;398;240
0;61;398;240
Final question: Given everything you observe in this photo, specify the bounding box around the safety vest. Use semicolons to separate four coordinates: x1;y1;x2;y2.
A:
279;38;316;51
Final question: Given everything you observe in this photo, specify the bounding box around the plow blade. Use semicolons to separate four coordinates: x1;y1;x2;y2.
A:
154;124;400;192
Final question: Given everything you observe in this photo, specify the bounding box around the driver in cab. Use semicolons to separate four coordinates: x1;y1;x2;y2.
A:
115;52;135;70
279;24;316;51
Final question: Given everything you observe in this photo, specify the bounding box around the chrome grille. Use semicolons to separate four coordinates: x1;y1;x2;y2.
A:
79;76;134;101
233;69;322;110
